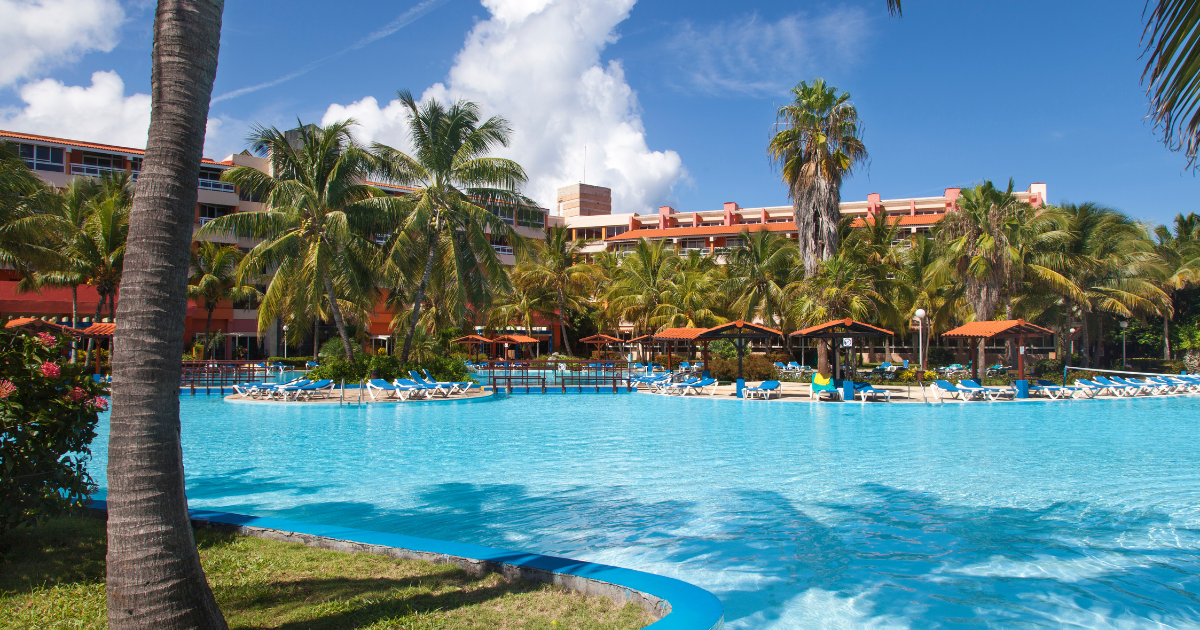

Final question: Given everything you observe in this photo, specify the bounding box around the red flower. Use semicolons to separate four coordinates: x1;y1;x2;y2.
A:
36;332;56;347
40;362;61;378
67;387;89;402
88;396;110;411
0;380;15;399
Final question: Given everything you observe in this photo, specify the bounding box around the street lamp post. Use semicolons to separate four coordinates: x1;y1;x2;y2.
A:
915;308;926;369
282;324;289;359
1068;327;1075;365
1120;320;1128;368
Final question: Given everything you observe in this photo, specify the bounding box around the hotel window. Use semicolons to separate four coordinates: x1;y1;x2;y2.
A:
605;225;628;238
680;238;706;250
18;143;65;172
516;207;545;229
198;203;233;224
724;237;746;249
80;152;121;173
577;227;604;241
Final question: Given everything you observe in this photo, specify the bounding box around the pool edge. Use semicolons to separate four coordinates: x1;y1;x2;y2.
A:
86;499;724;630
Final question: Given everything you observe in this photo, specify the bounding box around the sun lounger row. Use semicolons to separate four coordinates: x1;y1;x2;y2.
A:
931;374;1200;401
233;378;335;401
627;372;718;395
366;370;479;400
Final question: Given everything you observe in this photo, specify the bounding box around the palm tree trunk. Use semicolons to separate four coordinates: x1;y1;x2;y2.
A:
106;2;227;629
1081;313;1091;368
556;287;573;357
817;338;831;375
322;273;356;362
70;285;78;363
401;237;438;363
1164;317;1172;360
205;303;215;360
84;296;104;369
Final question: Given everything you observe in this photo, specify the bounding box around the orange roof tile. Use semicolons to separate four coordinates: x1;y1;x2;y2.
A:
794;318;893;337
697;320;783;338
606;222;795;241
652;327;709;340
0;129;224;165
942;319;1053;339
850;214;945;227
80;322;116;336
579;333;623;343
493;334;538;344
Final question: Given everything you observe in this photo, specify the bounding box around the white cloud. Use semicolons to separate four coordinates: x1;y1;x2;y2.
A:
323;0;686;214
0;0;125;89
667;9;870;96
0;70;230;159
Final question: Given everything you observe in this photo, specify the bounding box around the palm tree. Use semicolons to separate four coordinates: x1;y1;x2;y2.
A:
935;180;1025;378
768;78;867;276
896;234;963;368
187;242;263;359
1145;213;1200;358
371;91;529;363
1142;0;1200;167
790;252;883;374
199;121;388;363
518;226;596;356
654;264;726;329
489;274;558;338
76;193;130;367
606;238;679;335
106;1;228;627
0;142;54;273
722;229;797;327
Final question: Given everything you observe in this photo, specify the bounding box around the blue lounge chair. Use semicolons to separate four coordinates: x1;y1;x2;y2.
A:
366;378;415;400
932;379;977;401
409;371;451;397
264;379;311;400
1031;379;1088;399
811;373;841;401
1094;376;1142;397
1073;379;1111;397
285;379;333;401
1112;376;1166;395
745;380;781;399
774;362;792;373
959;379;1015;401
232;381;275;397
852;382;891;402
660;377;700;395
680;378;719;396
394;378;438;398
421;369;474;394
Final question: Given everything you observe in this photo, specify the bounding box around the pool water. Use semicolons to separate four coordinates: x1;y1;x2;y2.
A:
90;394;1200;628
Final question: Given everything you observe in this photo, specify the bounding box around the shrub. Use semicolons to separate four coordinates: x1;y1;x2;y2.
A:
1126;357;1187;373
708;339;737;360
926;346;955;366
305;354;471;384
0;328;106;535
709;354;779;382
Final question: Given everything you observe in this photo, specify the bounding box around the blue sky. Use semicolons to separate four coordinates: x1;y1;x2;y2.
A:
0;0;1193;225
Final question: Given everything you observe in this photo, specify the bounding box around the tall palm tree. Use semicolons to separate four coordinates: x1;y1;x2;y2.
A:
935;180;1025;378
199;121;388;363
0;142;53;273
1142;0;1200;167
106;1;228;628
654;264;726;329
489;275;558;338
76;193;130;367
518;226;596;356
187;242;263;359
768;79;867;276
371;91;529;363
896;234;963;368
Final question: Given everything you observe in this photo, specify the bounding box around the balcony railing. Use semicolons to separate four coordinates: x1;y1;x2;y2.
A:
198;179;236;193
491;244;514;256
71;163;126;177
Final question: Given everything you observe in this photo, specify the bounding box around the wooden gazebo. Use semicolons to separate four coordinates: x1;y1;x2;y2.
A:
792;319;894;380
578;333;622;358
492;334;538;360
941;319;1053;380
652;327;710;372
451;334;492;358
697;320;783;397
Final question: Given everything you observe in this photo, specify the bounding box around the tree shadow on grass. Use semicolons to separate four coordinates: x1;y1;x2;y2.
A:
0;516;107;592
219;572;585;630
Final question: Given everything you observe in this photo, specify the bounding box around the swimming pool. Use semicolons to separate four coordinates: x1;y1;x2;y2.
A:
89;394;1200;628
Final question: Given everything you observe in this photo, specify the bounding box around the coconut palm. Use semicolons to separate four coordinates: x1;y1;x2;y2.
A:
490;274;558;338
606;238;680;335
790;252;883;374
187;242;263;359
517;226;597;356
895;234;963;368
1144;213;1200;358
199;121;388;363
370;91;529;363
935;180;1027;378
0;142;53;273
722;229;797;326
653;264;726;329
73;193;130;367
768;78;867;276
106;1;228;627
1142;0;1200;167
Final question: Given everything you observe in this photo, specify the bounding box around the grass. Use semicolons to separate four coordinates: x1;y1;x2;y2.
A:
0;517;653;630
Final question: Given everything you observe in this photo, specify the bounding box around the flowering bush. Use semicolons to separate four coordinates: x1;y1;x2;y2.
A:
0;328;106;535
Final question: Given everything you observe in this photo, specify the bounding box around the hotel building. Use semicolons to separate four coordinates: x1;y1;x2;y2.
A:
2;129;1046;356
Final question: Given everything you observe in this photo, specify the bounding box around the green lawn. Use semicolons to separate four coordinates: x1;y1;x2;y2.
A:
0;517;652;630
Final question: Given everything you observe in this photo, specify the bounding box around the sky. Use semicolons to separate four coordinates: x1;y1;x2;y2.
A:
0;0;1194;225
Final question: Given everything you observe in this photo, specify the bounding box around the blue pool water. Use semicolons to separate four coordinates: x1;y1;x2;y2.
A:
90;394;1200;628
